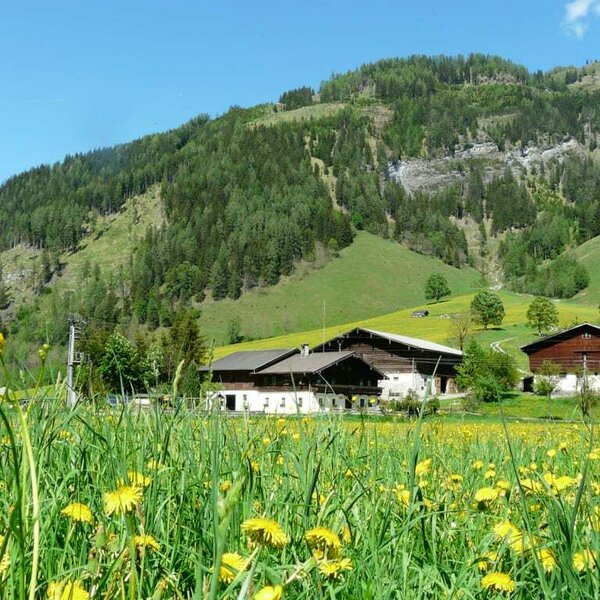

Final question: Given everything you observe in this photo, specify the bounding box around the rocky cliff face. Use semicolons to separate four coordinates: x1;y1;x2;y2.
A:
388;139;586;193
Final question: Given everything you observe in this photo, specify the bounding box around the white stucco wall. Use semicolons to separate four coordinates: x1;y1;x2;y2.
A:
207;390;377;414
537;373;600;395
379;372;432;400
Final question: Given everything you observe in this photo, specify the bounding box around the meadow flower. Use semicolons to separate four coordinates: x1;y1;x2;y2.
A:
241;517;288;548
472;460;484;470
519;478;543;495
47;580;89;600
0;535;9;576
305;527;342;558
537;548;557;573
573;549;597;572
476;551;498;572
0;332;5;355
318;557;353;580
481;572;515;593
134;534;160;551
127;470;152;488
104;485;142;516
415;459;432;477
219;552;247;583
254;584;283;600
474;487;499;509
60;502;93;524
493;520;520;542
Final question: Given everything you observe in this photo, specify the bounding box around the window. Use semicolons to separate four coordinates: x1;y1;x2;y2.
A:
297;396;303;407
393;376;399;381
332;398;337;407
280;397;286;408
583;332;592;339
318;397;324;407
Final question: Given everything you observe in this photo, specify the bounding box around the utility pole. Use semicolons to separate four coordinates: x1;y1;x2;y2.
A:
66;317;82;408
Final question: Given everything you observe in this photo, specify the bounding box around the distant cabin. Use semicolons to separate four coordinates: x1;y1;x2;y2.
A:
521;322;600;394
411;310;429;318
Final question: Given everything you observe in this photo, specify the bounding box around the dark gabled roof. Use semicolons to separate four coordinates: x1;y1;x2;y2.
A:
207;349;296;372
257;351;384;376
521;322;600;354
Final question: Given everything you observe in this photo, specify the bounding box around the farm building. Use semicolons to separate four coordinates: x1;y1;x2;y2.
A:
521;323;600;393
312;327;463;399
205;345;383;414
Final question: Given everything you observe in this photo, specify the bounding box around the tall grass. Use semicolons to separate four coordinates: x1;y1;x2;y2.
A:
1;381;600;597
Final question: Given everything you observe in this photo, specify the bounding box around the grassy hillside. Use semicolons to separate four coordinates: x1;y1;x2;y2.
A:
200;231;481;344
574;235;600;307
213;290;599;370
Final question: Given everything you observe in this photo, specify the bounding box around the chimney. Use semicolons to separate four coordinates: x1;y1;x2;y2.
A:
301;344;310;357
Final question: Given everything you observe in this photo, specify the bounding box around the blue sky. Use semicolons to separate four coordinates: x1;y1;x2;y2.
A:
1;0;599;183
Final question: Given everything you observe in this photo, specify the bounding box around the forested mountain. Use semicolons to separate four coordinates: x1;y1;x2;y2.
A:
2;53;600;368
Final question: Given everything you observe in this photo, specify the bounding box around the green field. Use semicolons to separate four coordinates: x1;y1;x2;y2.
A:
574;234;600;307
1;394;600;598
201;232;481;345
213;290;599;368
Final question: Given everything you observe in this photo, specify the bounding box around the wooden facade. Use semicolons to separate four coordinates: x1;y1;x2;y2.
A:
254;355;381;396
313;328;462;378
522;323;600;373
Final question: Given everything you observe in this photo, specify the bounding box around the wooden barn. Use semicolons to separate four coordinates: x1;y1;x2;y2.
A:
521;322;600;393
312;327;463;398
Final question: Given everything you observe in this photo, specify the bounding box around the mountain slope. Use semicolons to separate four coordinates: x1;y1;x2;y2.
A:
200;231;480;344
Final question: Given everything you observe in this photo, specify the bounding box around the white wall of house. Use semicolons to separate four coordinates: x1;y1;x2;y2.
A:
206;390;376;414
379;372;432;400
536;373;600;395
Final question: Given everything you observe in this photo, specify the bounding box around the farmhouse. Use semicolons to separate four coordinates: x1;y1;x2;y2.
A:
521;322;600;393
312;327;463;399
205;345;383;414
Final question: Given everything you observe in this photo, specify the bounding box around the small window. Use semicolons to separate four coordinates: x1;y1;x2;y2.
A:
583;332;592;339
393;376;399;381
264;397;269;407
318;397;324;407
332;398;337;407
280;397;285;408
298;397;303;407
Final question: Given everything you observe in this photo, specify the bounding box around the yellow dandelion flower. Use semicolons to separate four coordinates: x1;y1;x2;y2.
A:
318;557;353;580
546;449;557;459
495;479;511;491
305;527;342;558
219;552;247;583
484;469;496;480
220;480;232;493
60;502;93;524
134;534;160;551
396;489;411;507
493;520;520;540
481;572;515;593
472;460;484;470
477;551;498;572
127;471;152;488
103;485;142;516
415;459;432;477
520;478;543;495
254;584;283;600
573;549;597;572
537;548;557;573
0;535;9;576
47;580;89;600
474;487;499;509
241;517;288;548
